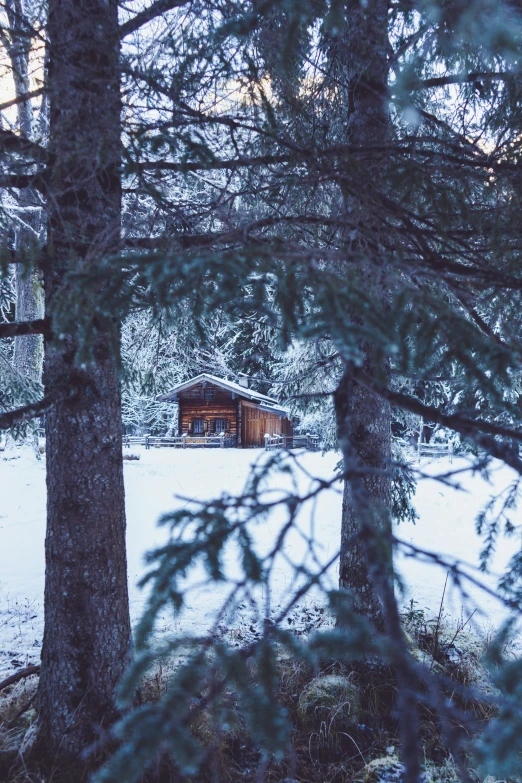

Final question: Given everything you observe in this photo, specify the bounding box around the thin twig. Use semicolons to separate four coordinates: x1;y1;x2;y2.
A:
432;572;449;662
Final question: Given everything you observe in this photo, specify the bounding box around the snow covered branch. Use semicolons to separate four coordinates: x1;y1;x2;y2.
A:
351;367;522;473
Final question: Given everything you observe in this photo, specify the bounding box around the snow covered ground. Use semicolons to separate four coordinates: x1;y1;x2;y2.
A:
0;445;521;679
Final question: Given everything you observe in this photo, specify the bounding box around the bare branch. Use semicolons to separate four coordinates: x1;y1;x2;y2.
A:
0;128;45;157
123;215;347;250
0;665;40;693
120;0;191;37
416;71;517;90
0;318;47;339
0;86;44;112
131;153;301;173
0;384;77;430
0;172;46;191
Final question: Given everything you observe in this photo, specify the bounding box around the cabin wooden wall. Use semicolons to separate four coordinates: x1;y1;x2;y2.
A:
178;382;238;438
174;381;292;447
282;417;293;437
241;401;292;448
179;402;238;436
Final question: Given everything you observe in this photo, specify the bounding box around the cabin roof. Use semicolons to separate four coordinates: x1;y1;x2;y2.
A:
157;373;289;416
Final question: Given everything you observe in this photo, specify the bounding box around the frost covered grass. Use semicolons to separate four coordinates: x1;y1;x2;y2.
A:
114;610;498;783
1;444;521;781
0;623;500;783
0;445;520;683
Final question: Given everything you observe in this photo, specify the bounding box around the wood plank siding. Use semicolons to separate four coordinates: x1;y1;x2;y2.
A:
241;401;289;448
169;377;292;448
179;382;238;437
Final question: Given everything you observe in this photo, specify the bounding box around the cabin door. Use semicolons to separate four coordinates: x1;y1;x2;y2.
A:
243;416;266;448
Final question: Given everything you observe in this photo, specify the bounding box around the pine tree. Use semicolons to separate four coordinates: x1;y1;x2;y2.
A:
323;0;394;631
3;0;522;777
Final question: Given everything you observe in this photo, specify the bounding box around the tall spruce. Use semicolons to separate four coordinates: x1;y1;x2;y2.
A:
328;0;393;629
37;0;131;757
3;0;522;777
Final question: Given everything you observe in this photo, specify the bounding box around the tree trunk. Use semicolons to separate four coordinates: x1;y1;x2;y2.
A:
335;361;392;630
330;9;421;773
330;0;393;629
38;0;131;759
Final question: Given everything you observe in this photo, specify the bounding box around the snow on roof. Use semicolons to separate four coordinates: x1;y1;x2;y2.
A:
157;373;289;415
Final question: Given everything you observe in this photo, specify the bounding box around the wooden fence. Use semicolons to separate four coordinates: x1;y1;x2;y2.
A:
417;441;454;463
123;433;321;450
123;433;232;449
264;434;320;451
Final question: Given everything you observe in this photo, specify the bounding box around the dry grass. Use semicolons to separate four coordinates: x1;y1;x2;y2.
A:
0;674;38;754
0;673;41;783
0;611;507;783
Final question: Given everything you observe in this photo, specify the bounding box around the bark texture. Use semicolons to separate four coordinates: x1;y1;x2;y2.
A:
38;0;131;758
335;361;392;629
331;0;393;629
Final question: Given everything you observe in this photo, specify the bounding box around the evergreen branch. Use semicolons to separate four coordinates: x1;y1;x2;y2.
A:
453;291;509;350
0;318;47;339
122;64;512;172
124;216;349;249
119;0;191;37
131;153;303;173
118;238;522;295
390;23;429;64
130;143;510;178
351;367;522;474
395;538;522;614
121;67;302;148
0;384;76;430
0;128;45;158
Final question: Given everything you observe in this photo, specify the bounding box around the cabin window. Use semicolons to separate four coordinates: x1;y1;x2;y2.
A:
214;418;227;433
192;418;205;434
204;388;216;400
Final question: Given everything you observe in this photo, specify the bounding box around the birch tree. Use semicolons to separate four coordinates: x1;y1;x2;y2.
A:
0;0;45;450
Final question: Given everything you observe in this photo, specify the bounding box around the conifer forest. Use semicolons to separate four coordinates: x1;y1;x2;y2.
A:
3;0;522;781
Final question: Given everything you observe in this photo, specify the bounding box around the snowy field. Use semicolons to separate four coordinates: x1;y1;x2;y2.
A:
0;446;521;678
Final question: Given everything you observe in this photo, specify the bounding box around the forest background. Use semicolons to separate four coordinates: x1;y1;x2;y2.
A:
2;0;522;781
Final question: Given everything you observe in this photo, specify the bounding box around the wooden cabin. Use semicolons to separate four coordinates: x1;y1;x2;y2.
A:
157;373;293;448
